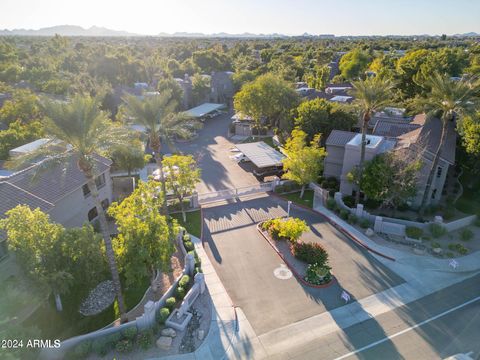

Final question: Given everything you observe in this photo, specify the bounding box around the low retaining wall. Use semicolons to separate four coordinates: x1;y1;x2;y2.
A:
333;192;477;237
40;230;193;360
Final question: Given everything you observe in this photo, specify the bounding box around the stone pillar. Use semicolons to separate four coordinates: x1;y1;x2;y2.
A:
355;203;364;218
374;216;383;233
334;192;343;206
194;273;205;294
185;253;195;276
138;300;155;329
191;193;199;209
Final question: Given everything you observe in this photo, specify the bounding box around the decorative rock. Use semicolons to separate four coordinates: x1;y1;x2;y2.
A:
161;328;177;338
156;336;173;350
433;247;443;254
365;228;374;237
197;329;205;341
79;280;116;316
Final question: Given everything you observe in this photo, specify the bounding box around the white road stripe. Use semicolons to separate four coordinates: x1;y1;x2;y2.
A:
334;295;480;360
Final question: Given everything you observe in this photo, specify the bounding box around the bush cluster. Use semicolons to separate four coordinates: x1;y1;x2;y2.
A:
157;307;170;324
304;263;332;285
291;242;328;266
325;198;336;211
359;218;371;229
459;228;473;242
448;243;469;255
406;226;423;239
262;217;308;242
429;223;447;238
179;274;190;289
166;297;176;311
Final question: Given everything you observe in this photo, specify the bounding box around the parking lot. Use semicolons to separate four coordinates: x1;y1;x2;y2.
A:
202;194;405;335
174;111;261;194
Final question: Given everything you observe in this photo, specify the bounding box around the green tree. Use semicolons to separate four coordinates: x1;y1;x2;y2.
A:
108;181;176;289
459;113;480;156
303;65;330;90
0;120;44;159
282;129;326;198
396;49;430;98
109;140;147;176
294;98;356;143
0;206;68;312
234;73;299;135
339;49;372;80
191;73;211;106
157;77;184;110
348;152;422;210
414;73;480;211
124;92;198;215
8;95;133;319
163;155;201;222
0;90;44;126
349;76;395;204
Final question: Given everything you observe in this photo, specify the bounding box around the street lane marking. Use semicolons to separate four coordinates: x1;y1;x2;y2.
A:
334;295;480;360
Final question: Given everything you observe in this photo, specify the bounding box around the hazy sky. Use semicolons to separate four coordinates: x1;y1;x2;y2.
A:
2;0;479;36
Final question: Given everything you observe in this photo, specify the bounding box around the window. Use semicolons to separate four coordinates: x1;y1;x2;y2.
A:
95;173;106;189
436;166;443;178
82;184;91;197
431;189;437;199
88;207;98;222
0;241;8;260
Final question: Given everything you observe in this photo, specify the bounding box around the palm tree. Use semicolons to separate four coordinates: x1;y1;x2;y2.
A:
349;77;395;204
414;73;480;211
123;92;198;215
10;95;133;321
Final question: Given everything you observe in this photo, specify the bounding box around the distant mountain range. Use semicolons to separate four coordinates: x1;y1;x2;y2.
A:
0;25;478;38
0;25;139;37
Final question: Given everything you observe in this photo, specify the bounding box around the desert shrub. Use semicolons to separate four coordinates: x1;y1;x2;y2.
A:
347;213;358;224
406;226;423;239
460;228;474;242
446;251;455;258
448;243;469;255
359;218;371;229
72;340;92;359
179;275;190;289
183;241;194;251
339;209;349;220
277;217;308;242
137;330;153;350
304;263;332;285
183;234;191;242
92;337;109;356
115;339;133;353
429;223;447;238
343;195;355;208
121;326;137;341
176;286;186;300
326;198;336;210
166;297;176;311
157;307;170;324
291;242;328;266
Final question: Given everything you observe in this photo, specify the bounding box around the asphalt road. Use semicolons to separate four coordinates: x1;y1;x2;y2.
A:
284;273;480;360
202;194;404;335
174;111;260;194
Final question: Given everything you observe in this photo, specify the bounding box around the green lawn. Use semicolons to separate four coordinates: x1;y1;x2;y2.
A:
171;210;202;238
279;190;314;209
24;275;150;340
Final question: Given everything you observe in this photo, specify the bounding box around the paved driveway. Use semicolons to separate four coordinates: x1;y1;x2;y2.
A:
173;112;260;194
202;194;404;335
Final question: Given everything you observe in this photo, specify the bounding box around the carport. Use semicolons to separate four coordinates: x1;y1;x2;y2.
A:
186;103;225;118
234;141;285;168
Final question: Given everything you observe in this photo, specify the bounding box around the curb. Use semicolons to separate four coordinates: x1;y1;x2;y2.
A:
256;222;335;289
269;192;396;262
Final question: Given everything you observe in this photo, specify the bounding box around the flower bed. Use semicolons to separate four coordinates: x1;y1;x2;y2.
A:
259;218;333;287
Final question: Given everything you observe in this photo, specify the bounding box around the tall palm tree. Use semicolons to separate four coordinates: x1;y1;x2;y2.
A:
414;73;480;211
349;77;395;204
123;92;198;215
10;95;133;321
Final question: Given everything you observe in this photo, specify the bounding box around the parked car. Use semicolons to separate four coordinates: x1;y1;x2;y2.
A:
229;152;250;163
253;165;284;181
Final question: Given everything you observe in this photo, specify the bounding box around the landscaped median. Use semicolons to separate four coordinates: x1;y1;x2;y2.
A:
257;217;335;288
